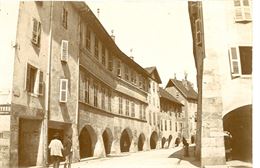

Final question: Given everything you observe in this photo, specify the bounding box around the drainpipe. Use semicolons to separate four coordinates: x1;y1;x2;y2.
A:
44;1;53;166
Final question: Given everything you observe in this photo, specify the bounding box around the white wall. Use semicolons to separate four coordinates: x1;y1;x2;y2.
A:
0;1;20;104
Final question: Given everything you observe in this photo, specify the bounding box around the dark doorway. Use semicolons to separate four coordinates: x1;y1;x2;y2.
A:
79;126;97;159
223;105;252;161
120;129;132;152
102;128;113;155
18;118;41;167
150;131;158;149
138;133;145;151
162;137;166;148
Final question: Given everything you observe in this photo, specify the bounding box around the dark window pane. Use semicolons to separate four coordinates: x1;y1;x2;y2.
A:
239;46;252;75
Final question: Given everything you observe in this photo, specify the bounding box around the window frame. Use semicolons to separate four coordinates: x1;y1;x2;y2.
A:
234;0;252;22
31;18;41;46
59;78;68;103
61;40;69;62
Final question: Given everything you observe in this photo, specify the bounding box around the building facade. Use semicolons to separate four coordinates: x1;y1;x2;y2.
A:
159;87;183;148
188;0;252;167
0;2;164;167
165;77;198;142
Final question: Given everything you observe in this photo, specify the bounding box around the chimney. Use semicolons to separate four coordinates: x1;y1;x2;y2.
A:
129;48;134;60
174;73;177;79
111;30;115;41
183;71;189;90
97;8;100;18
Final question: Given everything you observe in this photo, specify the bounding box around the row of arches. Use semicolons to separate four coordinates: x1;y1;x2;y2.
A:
79;126;159;159
161;135;173;148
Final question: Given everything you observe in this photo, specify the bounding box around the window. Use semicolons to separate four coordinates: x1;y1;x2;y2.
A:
108;53;113;72
108;91;112;112
86;27;91;50
139;104;142;119
31;18;41;46
165;120;167;131
234;0;251;22
195;19;202;46
149;112;152;124
62;8;68;29
175;122;178;132
130;70;134;83
131;102;135;117
102;45;106;66
94;36;99;59
94;84;98;107
101;87;105;110
152;82;155;92
170;120;172;131
124;66;129;81
26;64;44;95
126;99;129;116
119;97;123;114
59;79;68;102
117;59;121;77
61;40;69;62
143;105;146;120
153;113;156;125
138;75;143;88
84;77;89;103
229;46;252;77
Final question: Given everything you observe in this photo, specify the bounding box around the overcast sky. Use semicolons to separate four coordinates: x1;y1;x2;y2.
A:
85;0;197;88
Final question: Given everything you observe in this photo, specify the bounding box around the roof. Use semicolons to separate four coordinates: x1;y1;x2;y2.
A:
72;2;150;77
144;66;162;84
166;79;198;100
159;87;183;106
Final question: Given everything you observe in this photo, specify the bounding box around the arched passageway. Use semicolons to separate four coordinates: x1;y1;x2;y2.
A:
102;128;113;155
79;125;97;159
150;131;158;149
168;135;173;147
223;105;252;161
120;128;133;152
162;137;166;148
138;133;145;151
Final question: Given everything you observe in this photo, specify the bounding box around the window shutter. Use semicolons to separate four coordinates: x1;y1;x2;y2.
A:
59;79;68;102
195;19;202;45
26;64;31;91
32;18;41;45
38;71;44;95
229;47;241;77
61;40;69;62
234;0;251;21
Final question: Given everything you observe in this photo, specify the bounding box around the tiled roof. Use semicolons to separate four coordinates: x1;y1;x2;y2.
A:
144;66;162;84
159;87;183;106
169;79;198;100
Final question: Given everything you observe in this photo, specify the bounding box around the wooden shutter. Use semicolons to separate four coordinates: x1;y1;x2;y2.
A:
195;19;202;45
59;79;68;102
26;64;31;91
32;18;41;45
234;0;251;21
38;71;44;95
61;40;69;62
229;47;241;77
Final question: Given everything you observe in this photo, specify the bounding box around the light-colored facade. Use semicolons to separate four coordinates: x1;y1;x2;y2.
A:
165;78;198;142
159;87;183;148
0;2;161;167
188;0;252;167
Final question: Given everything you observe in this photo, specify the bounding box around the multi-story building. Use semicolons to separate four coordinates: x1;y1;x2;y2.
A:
0;2;162;167
165;77;198;142
144;67;162;149
188;0;252;167
159;87;183;148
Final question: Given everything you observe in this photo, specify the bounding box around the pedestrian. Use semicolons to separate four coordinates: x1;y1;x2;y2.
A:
48;133;64;168
224;131;232;161
63;135;72;168
175;137;180;147
182;137;189;157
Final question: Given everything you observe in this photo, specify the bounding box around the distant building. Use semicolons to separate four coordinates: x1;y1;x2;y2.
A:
159;87;183;148
188;0;252;167
165;77;198;141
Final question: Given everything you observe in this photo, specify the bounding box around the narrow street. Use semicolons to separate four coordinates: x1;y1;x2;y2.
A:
70;146;200;168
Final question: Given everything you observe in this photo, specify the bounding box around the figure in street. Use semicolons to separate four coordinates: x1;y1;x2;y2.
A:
63;134;73;168
49;133;64;168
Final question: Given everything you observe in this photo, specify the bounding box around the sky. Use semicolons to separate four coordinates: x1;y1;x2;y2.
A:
85;0;197;88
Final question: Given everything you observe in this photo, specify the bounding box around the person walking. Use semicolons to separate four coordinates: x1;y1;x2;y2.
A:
63;135;72;168
182;137;189;157
49;133;64;168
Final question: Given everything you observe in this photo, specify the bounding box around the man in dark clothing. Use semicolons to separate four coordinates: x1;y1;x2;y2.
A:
63;135;72;168
182;137;189;157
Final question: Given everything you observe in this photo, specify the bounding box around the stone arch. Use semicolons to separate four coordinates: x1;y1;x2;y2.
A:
162;137;166;148
150;131;158;149
174;137;181;147
168;135;173;147
102;128;113;155
120;128;133;152
79;125;97;159
223;105;252;161
138;133;145;151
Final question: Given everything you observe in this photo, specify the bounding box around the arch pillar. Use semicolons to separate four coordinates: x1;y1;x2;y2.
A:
93;129;106;157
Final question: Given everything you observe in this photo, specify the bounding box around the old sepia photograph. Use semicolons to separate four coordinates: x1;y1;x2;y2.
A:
0;0;256;168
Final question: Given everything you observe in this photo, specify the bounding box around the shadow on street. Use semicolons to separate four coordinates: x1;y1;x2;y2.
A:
168;145;200;167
